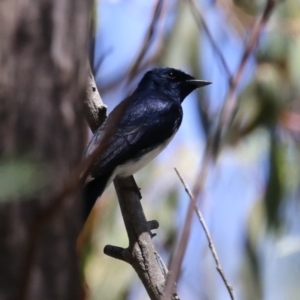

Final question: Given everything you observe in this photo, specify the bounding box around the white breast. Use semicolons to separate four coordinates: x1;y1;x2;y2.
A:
114;134;175;178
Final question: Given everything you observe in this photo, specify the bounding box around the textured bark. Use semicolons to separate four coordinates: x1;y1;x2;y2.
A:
0;0;91;299
106;177;166;300
84;69;107;133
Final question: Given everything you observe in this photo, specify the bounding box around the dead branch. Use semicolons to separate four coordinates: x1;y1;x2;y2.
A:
104;177;167;299
163;1;277;298
175;168;235;300
163;151;211;300
84;68;107;133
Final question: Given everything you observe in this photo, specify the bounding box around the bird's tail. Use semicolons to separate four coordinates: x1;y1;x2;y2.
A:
83;172;112;221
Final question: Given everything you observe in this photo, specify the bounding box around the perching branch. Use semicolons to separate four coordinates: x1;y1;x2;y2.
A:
104;177;167;300
174;168;235;300
83;70;178;299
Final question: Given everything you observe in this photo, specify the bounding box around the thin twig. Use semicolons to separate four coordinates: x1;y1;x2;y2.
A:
174;168;235;300
98;0;164;99
187;0;232;79
163;1;277;298
126;0;164;83
100;52;159;96
163;150;211;300
215;0;276;149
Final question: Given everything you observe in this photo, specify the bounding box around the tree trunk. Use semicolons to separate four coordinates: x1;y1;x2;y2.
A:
0;0;91;299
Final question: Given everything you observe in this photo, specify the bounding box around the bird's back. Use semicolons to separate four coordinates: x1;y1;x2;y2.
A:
85;90;183;179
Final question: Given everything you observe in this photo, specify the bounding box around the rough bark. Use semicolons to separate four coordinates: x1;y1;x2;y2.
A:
0;0;91;299
105;177;166;300
84;70;107;133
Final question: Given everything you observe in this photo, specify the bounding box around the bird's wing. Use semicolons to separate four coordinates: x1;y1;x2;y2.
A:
85;96;182;178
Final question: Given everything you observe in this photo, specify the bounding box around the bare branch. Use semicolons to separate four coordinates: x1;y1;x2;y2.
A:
214;0;277;152
109;177;167;300
99;1;165;96
104;245;127;262
84;67;107;133
163;151;211;300
163;1;277;298
126;0;164;83
174;168;235;300
187;0;232;79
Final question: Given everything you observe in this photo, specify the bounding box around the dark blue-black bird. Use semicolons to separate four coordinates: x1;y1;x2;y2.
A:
84;67;211;220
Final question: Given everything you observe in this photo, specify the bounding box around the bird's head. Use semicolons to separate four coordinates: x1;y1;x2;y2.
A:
137;68;211;103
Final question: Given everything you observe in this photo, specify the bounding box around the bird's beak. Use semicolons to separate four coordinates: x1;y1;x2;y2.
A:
186;79;212;88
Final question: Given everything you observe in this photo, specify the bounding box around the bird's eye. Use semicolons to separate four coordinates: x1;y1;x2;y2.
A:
167;71;176;79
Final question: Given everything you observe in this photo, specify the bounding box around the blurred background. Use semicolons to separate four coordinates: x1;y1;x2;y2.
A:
82;0;300;299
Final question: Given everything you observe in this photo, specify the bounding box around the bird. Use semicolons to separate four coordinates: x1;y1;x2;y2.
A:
83;67;211;220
